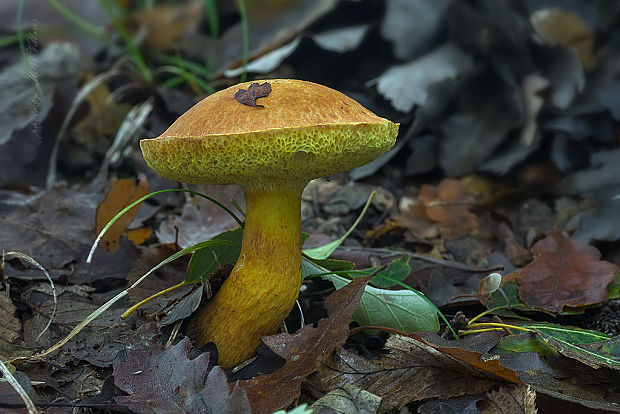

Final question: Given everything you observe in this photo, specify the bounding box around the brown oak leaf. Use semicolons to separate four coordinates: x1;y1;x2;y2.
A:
519;231;618;312
114;323;251;413
235;82;272;107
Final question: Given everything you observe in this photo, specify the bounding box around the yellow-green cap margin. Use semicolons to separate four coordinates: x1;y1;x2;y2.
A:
140;79;399;185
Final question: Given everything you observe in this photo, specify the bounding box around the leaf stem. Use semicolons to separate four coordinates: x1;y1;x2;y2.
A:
459;328;504;335
467;322;532;333
121;281;192;319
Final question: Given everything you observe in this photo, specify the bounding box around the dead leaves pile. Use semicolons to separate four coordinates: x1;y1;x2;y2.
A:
1;169;619;413
2;0;620;412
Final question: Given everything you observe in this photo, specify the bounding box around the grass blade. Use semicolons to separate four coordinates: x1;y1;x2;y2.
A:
87;188;244;263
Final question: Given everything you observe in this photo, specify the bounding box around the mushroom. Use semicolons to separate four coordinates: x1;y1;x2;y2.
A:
140;79;398;368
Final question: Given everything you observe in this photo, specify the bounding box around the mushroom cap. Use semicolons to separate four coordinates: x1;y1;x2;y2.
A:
140;79;398;185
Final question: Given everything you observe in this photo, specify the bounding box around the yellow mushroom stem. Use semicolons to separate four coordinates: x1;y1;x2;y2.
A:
187;182;305;368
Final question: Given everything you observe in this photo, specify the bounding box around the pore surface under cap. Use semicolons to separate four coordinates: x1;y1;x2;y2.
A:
140;79;398;185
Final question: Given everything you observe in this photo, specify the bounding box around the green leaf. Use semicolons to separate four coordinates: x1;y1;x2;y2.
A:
323;273;439;333
308;258;355;272
493;333;556;356
524;322;610;344
485;281;531;320
524;322;618;369
369;256;411;288
301;258;320;280
186;228;243;283
487;282;527;310
558;307;585;315
608;272;620;299
303;240;342;261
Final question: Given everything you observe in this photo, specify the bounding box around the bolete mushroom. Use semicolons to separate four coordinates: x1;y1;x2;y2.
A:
140;79;398;368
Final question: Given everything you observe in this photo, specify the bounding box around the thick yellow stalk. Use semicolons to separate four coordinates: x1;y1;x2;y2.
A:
187;183;305;368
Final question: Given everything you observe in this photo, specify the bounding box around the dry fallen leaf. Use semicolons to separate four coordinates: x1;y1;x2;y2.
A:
23;295;127;368
314;332;519;412
0;294;22;360
114;323;251;413
239;275;372;414
498;348;620;411
95;174;151;252
519;231;618;312
310;383;381;414
132;0;202;51
235;82;273;107
156;184;244;249
72;76;132;143
0;185;140;285
419;178;479;232
479;384;537;414
530;8;599;70
412;332;522;384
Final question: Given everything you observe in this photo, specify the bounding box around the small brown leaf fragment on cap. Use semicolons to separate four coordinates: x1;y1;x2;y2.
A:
235;82;272;107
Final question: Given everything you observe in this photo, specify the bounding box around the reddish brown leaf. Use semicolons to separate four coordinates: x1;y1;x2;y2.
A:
519;231;618;312
234;82;272;107
114;323;251;414
419;178;479;232
412;332;522;384
239;275;372;414
95;174;150;252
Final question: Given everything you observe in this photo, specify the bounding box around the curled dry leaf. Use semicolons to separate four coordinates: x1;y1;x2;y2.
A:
519;231;618;313
376;42;474;113
235;82;272;107
411;332;522;384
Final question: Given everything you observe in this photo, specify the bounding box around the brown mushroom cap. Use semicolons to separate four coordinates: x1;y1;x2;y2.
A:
140;79;398;185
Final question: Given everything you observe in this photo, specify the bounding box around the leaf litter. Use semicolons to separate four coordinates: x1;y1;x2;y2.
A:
114;323;251;414
2;0;620;412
